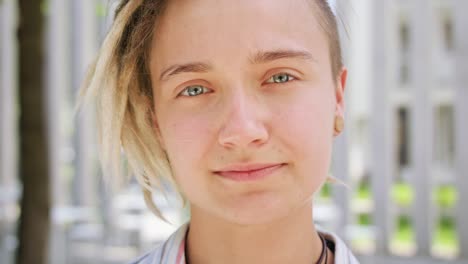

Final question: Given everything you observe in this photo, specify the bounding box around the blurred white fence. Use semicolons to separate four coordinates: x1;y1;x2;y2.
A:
1;0;467;263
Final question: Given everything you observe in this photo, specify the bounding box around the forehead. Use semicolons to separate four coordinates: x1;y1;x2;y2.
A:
151;0;328;72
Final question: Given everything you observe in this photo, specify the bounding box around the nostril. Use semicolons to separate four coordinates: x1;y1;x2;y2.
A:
217;121;269;149
217;94;269;148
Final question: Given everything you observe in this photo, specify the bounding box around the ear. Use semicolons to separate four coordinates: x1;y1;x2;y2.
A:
333;67;347;137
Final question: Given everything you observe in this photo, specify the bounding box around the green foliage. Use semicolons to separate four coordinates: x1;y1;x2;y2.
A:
355;180;371;200
393;214;414;245
433;216;458;250
320;182;331;198
357;213;372;226
40;0;49;16
349;182;458;256
435;185;457;208
96;2;107;18
391;182;414;207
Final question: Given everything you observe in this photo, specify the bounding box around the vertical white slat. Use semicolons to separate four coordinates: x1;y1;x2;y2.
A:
71;0;98;208
331;112;350;238
0;2;18;264
47;0;71;208
0;1;18;190
0;7;4;263
344;0;377;251
331;0;351;241
331;130;350;238
68;3;102;261
47;1;71;264
409;0;432;256
370;0;394;255
453;0;468;259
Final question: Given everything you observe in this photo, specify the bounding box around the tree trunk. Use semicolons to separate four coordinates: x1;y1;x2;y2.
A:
16;1;51;264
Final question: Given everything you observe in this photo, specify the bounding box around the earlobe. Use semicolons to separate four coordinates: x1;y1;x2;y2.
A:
333;115;344;136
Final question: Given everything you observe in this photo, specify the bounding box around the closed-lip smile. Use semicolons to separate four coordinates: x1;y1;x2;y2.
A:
214;163;286;182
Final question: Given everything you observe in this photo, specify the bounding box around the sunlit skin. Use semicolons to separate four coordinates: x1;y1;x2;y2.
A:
150;0;347;263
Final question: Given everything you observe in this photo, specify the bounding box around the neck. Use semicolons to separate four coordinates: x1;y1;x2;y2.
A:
185;203;324;264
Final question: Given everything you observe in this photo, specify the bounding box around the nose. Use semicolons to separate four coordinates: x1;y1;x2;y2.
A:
217;91;269;149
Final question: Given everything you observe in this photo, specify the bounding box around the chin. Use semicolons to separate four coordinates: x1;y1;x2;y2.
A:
227;212;288;226
218;196;302;226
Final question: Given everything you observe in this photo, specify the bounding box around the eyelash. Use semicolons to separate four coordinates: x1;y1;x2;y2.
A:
177;72;296;97
178;85;212;97
265;72;297;84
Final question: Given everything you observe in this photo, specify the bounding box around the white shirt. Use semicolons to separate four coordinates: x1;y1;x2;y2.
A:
130;222;360;264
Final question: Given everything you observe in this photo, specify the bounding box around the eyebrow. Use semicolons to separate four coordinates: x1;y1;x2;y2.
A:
159;49;316;82
249;49;316;65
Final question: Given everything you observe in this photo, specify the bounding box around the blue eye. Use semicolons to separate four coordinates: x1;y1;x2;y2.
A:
266;73;295;84
179;85;211;97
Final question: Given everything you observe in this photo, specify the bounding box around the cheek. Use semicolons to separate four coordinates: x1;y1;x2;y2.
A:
158;111;216;182
275;89;334;152
274;88;335;184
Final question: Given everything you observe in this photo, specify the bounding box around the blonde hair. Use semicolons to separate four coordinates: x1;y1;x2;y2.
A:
79;0;344;219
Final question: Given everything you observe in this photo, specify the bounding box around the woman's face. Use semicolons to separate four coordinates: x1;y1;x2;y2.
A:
150;0;346;225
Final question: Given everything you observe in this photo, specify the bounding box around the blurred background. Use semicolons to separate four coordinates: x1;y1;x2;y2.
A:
1;0;467;263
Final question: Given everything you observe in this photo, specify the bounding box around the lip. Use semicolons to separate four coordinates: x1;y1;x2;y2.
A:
214;163;286;182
